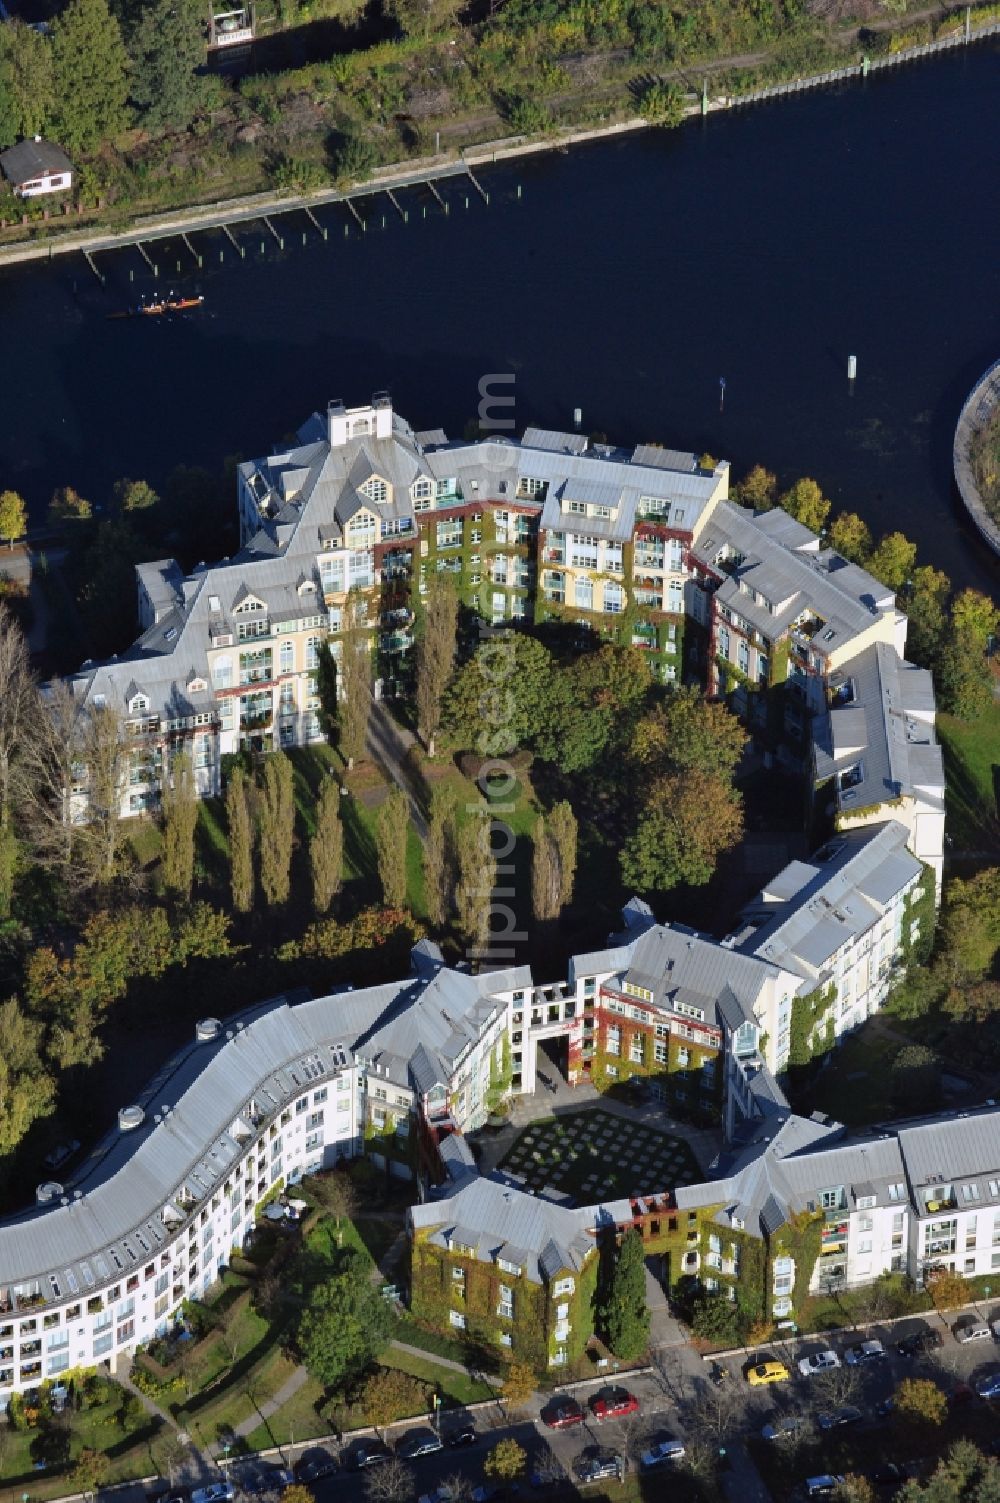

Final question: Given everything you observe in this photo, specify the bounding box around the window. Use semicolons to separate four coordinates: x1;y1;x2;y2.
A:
629;1034;645;1064
677;1047;690;1068
360;479;387;505
553;1276;575;1296
574;578;593;610
962;1183;981;1203
654;1042;667;1065
449;1310;466;1329
718;626;730;659
604;582;624;614
888;1183;905;1202
606;1025;621;1057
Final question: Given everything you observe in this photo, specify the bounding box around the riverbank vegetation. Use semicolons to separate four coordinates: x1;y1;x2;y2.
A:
0;0;994;245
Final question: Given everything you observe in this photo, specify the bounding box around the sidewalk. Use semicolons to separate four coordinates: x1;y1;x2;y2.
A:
230;1366;310;1445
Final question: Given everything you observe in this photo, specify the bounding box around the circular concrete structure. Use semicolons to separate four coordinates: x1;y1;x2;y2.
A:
954;358;1000;559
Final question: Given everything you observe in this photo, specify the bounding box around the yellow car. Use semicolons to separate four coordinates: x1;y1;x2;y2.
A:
747;1360;791;1387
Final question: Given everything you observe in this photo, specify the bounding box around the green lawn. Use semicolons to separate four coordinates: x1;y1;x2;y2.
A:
243;1372;329;1450
938;705;1000;853
0;1384;163;1494
498;1109;700;1204
793;1025;903;1126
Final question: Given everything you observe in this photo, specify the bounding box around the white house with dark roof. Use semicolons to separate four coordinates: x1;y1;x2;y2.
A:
0;138;72;197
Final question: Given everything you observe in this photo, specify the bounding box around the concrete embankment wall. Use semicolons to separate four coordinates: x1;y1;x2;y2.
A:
953;358;1000;560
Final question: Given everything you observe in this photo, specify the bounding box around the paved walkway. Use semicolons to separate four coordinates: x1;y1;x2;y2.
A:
365;693;428;839
117;1366;214;1476
230;1365;311;1445
387;1340;473;1377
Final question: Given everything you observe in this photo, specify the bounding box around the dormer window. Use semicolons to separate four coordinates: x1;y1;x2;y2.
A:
187;678;206;694
361;477;388;505
233;595;266;615
129;693;149;714
297;579;317;595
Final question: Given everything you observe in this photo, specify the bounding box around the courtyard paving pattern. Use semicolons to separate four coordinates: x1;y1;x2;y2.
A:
496;1107;701;1204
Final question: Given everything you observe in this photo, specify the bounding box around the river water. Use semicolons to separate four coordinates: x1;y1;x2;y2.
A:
1;42;998;590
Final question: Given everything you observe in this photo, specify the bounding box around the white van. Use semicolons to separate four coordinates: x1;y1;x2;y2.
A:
955;1320;991;1343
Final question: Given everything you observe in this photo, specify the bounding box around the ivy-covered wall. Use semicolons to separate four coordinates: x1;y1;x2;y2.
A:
588;1019;722;1125
786;983;837;1070
770;1208;824;1319
408;1228;601;1373
899;864;936;968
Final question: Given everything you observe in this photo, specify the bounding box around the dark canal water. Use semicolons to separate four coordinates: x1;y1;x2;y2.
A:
2;42;999;591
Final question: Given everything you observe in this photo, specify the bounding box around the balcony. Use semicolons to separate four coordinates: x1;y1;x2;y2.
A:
239;670;272;686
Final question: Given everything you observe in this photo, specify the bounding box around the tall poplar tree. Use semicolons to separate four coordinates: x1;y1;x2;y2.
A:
226;766;254;914
455;811;496;955
415;574;458;756
375;786;408;909
548;800;577;910
338;592;371;769
310;774;343;915
257;751;294;907
161;750;197;900
423;786;456;929
52;0;130;153
531;815;559;923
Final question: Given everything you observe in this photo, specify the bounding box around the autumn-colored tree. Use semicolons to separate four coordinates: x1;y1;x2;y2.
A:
0;490;27;549
867;531;917;593
280;1485;315;1503
338;591;372;768
828;511;873;564
0;998;56;1155
630;684;747;779
48;485;92;522
226;765;254;913
71;1448;111;1493
257;751;295;906
734;463;777;510
928;1269;970;1313
621;769;743;893
906;564;951;667
310;774;343;915
0;604;41;914
548;800;577;909
483;1438;527;1482
834;1478;875;1503
75;700;130;888
161;749;198;900
375;786;409;909
112;477;159;514
359;1368;426;1434
423;785;456;929
415;573;458;756
501;1361;537;1410
455;811;496;954
950;587;1000;649
531;815;559;922
779;476;830;534
894;1376;947;1428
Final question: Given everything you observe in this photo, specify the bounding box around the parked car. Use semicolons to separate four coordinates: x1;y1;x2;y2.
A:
542;1397;584;1428
294;1449;337;1483
806;1478;846;1499
896;1328;943;1357
573;1448;621;1483
397;1428;444;1459
589;1385;639;1422
237;1466;292;1496
349;1440;392;1469
639;1438;685;1469
191;1487;234;1503
444;1423;477;1448
955;1320;991;1344
799;1349;841;1377
975;1370;1000;1400
419;1488;456;1503
761;1415;803;1442
845;1339;887;1366
817;1405;863;1431
747;1360;790;1387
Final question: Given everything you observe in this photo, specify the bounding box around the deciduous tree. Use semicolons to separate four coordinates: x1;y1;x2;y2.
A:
531;814;559;922
310;774;343;915
161;749;198;900
0;490;27;550
602;1227;649;1360
444;633;554;756
734;464;777;510
621;769;743;894
375;786;408;909
48;485;92;523
547;800;577;909
415;573;458;756
52;0;130;152
359;1368;424;1434
70;1448;111;1493
867;531;917;593
936;626;993;720
631;684;746;779
75;700;130;888
305;1167;356;1243
500;1361;536;1410
950;587;999;649
0;605;40;912
483;1438;527;1482
0;998;56;1155
779;477;830;534
927;1270;969;1314
227;765;254;913
257;751;295;907
905;564;951;667
361;1457;414;1503
112;477;158;514
895;1440;996;1501
422;785;456;929
894;1376;947;1428
828;511;872;564
296;1250;392;1387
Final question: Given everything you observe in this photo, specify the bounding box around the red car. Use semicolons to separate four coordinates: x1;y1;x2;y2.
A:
590;1385;640;1423
543;1398;584;1429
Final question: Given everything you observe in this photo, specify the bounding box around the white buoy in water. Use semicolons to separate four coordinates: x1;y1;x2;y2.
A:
848;354;858;380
